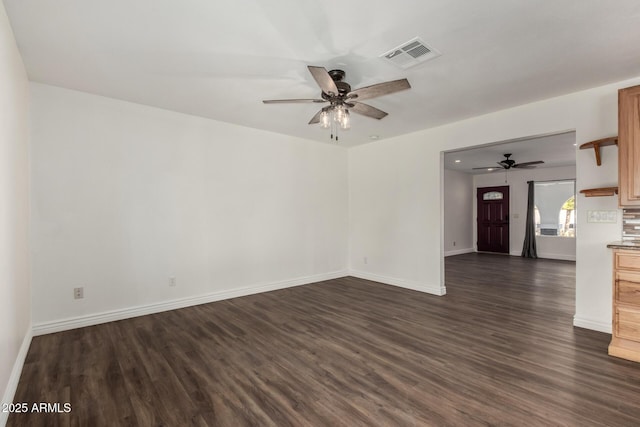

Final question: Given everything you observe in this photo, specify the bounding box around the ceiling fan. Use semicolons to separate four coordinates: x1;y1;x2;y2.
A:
472;153;545;171
263;66;411;140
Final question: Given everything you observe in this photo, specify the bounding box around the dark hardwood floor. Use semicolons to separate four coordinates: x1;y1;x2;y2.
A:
9;253;640;426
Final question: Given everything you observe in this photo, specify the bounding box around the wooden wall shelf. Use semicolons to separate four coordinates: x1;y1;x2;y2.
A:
579;187;619;197
579;136;618;166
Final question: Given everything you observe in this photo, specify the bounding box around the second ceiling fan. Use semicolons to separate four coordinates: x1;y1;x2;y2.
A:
473;153;544;171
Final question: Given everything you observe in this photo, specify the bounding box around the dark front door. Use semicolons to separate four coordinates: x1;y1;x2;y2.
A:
477;186;510;254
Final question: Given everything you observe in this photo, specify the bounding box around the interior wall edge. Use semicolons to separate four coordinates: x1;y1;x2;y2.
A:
573;316;611;334
444;248;475;257
0;326;32;422
348;270;446;296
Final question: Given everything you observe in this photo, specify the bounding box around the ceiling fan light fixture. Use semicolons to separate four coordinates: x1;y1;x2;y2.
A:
320;110;330;128
334;104;345;122
340;110;351;130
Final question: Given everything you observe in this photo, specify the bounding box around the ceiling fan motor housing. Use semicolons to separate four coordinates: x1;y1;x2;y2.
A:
500;153;515;168
328;69;345;81
320;69;351;100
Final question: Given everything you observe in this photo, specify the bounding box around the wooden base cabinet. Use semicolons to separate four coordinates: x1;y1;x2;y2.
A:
609;249;640;362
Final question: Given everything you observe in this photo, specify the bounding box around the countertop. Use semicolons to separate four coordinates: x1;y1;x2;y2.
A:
607;241;640;250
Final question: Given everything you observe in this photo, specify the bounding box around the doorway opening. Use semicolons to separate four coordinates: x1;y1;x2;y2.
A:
440;130;576;313
442;130;576;258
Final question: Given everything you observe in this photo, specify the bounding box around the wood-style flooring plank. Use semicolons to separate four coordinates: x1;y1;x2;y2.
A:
8;253;640;426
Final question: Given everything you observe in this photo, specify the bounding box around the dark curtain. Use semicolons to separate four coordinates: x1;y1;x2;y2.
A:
522;180;538;258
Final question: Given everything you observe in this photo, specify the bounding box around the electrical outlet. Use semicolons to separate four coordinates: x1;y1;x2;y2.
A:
364;256;368;264
73;287;84;299
169;277;176;287
453;241;456;246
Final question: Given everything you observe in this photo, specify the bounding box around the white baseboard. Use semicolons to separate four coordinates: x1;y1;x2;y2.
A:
444;248;474;257
573;316;611;334
349;270;446;296
538;253;576;261
32;270;348;336
1;326;33;427
508;250;576;261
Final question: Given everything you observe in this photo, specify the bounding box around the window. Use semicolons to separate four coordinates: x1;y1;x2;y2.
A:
482;191;504;200
534;180;576;237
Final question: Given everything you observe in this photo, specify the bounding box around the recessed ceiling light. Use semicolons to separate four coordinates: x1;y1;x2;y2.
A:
454;159;461;163
573;143;577;146
369;135;380;140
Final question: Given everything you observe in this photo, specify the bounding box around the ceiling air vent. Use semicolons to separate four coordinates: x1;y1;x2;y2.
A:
380;37;441;69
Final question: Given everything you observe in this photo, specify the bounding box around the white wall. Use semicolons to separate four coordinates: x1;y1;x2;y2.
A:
0;2;31;420
473;165;576;260
30;84;348;330
443;169;473;256
349;76;636;333
348;140;445;295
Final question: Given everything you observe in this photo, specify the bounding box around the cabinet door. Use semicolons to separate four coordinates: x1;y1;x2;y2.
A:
615;271;640;305
619;85;640;206
615;251;640;270
616;306;640;342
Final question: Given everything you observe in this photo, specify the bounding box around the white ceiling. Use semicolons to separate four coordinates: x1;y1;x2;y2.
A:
444;131;576;174
5;1;640;147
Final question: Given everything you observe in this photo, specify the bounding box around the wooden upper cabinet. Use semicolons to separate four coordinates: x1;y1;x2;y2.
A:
619;85;640;206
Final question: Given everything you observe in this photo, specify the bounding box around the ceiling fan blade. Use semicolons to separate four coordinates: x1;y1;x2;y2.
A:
350;102;388;120
308;110;323;125
347;78;411;101
307;66;339;96
514;160;545;168
263;99;326;104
